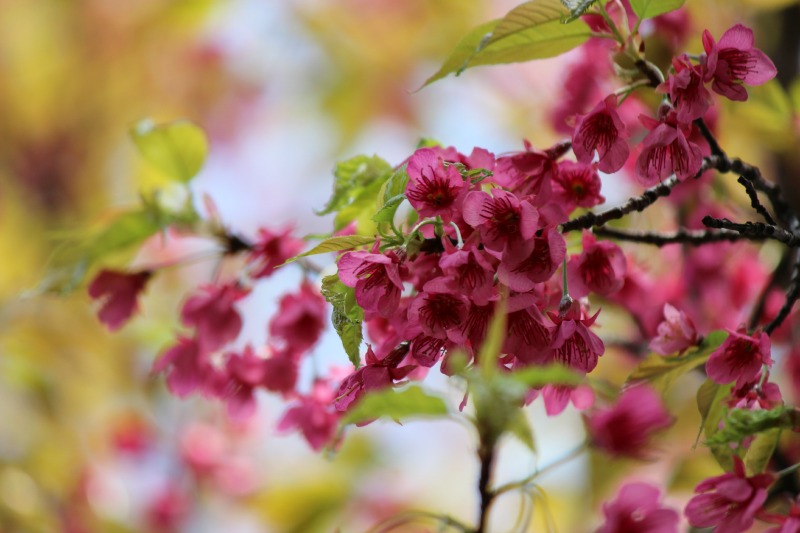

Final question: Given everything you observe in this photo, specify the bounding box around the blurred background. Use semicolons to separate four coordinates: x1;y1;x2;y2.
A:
0;0;798;532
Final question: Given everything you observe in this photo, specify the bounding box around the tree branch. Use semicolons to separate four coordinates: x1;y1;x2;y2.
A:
701;216;800;247
594;226;747;246
764;250;800;335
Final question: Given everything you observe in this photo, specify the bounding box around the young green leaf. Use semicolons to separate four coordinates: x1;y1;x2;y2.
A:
318;155;392;216
321;274;364;367
628;0;685;20
627;330;727;392
422;1;591;87
560;0;599;22
287;235;376;264
341;385;449;426
39;208;169;294
509;364;582;389
744;428;781;476
130;119;208;183
706;406;800;447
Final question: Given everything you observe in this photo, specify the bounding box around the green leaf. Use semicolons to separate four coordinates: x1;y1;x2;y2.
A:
629;0;685;20
508;411;537;452
560;0;598;22
626;330;727;393
130;119;208;183
478;298;508;376
706;406;800;447
288;235;376;263
422;0;591;87
321;274;364;367
341;385;449;426
696;378;722;444
372;194;406;224
318;155;392;216
745;428;781;476
508;364;583;389
39;208;170;294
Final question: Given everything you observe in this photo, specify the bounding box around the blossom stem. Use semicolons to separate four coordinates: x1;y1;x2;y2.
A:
595;1;625;45
776;462;800;479
491;443;587;498
364;510;471;533
449;221;464;249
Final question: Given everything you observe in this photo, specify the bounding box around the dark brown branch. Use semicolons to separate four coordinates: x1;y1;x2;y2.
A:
594;226;747;246
694;118;726;159
764;250;800;335
702;216;800;247
737;176;777;225
476;440;497;533
561;156;722;233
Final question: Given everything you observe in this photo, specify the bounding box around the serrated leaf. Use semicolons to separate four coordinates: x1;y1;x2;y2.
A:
695;378;722;444
341;385;449;426
334;178;385;234
318;155;392;216
745;428;781;476
372;194;406;224
288;235;375;264
629;0;685;20
560;0;598;22
422;1;591;87
627;330;727;392
321;274;364;367
332;309;363;367
706;406;800;447
130;119;208;183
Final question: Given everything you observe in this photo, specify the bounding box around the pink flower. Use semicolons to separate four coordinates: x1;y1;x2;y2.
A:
269;281;327;353
650;303;699;355
567;232;627;298
660;54;711;124
685;456;775;532
437;239;496;306
493;140;558;196
586;385;673;458
552;161;605;213
702;24;777;102
333;345;416;412
88;269;152;331
246;226;304;279
536;384;595;417
407;280;469;340
572;94;630;173
503;294;553;364
405;147;468;221
144;483;190;532
597;482;679;533
152;337;208;397
277;379;340;451
181;283;248;352
728;375;782;411
498;226;566;292
462;189;538;253
706;328;772;388
635;110;703;184
338;249;404;318
543;304;605;374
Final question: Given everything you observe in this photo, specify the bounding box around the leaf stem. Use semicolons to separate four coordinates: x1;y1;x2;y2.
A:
491;443;587;498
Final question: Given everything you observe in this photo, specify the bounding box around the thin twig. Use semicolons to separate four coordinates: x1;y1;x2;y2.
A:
702;216;800;247
764;250;800;335
738;176;777;225
694;117;726;159
594;226;747;246
476;440;497;533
